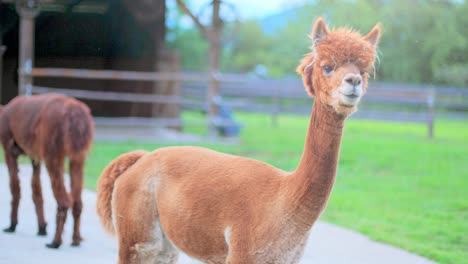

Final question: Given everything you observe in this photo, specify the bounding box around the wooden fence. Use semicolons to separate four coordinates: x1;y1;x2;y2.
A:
30;68;244;128
29;69;466;139
181;78;438;138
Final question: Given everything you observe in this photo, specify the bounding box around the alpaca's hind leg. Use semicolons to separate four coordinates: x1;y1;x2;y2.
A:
69;156;84;246
3;153;20;233
156;234;179;264
225;228;255;264
116;222;179;264
45;157;69;249
31;159;47;236
114;176;178;264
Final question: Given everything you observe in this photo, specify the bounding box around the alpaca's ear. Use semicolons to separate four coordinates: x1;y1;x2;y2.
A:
296;53;315;96
363;23;382;47
311;17;330;44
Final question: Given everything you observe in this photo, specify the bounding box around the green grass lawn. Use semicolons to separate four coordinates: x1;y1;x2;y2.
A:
68;112;468;263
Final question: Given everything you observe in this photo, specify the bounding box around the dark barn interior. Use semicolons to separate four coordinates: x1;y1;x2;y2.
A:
0;0;176;118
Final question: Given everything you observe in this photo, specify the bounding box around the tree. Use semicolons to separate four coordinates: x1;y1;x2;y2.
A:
221;20;272;73
167;27;209;71
170;0;468;87
176;0;226;133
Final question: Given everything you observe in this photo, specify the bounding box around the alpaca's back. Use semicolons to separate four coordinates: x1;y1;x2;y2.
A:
0;94;93;160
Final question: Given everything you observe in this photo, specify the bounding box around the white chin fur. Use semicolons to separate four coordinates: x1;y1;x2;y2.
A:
337;83;363;106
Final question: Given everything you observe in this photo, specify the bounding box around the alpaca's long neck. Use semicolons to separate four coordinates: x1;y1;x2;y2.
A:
284;99;346;230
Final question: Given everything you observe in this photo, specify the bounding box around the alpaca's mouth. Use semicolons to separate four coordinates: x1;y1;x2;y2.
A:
340;91;360;97
344;94;359;99
339;93;361;106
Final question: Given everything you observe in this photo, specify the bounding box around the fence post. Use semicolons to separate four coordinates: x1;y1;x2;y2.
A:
207;72;220;136
16;0;39;96
428;89;436;139
272;81;281;127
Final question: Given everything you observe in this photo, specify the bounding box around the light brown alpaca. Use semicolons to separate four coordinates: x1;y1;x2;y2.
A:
97;17;381;264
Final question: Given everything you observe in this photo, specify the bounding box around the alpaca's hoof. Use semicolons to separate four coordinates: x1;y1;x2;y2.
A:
3;224;16;233
71;236;82;247
46;241;61;249
71;241;81;247
37;225;47;236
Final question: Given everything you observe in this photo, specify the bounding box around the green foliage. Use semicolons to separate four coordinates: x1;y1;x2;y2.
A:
434;63;468;87
84;113;467;264
167;27;209;71
264;18;311;77
377;0;467;85
169;0;468;87
165;3;208;71
277;0;468;86
221;20;273;73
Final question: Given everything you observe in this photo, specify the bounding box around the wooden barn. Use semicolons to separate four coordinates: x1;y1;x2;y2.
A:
0;0;180;120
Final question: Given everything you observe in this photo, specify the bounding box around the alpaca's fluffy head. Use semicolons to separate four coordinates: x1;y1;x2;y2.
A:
297;17;381;116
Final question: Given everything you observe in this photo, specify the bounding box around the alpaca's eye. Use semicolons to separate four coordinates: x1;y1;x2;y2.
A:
323;66;333;74
360;71;366;76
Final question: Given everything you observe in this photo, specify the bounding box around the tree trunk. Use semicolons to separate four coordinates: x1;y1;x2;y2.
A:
207;0;222;132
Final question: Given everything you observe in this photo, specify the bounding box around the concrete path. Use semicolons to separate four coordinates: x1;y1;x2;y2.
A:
0;164;436;264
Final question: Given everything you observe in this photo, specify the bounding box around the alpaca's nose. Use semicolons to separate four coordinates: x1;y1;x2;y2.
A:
344;74;362;86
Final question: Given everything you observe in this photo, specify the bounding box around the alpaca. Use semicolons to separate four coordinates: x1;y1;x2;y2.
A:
0;93;94;248
96;17;381;263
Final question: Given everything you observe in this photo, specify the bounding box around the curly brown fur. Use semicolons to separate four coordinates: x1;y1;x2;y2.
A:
297;18;381;116
0;93;94;248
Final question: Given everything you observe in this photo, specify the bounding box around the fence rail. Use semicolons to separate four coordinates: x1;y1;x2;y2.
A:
28;68;467;138
194;80;438;138
31;68;212;82
32;86;204;108
31;68;250;83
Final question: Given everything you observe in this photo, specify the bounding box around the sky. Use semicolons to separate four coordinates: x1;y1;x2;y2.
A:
166;0;307;30
187;0;306;19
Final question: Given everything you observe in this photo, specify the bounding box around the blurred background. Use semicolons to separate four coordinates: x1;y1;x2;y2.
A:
0;1;467;264
173;0;468;85
1;0;467;124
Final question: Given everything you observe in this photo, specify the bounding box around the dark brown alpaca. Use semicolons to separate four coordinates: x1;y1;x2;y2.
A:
0;93;94;248
96;18;381;263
